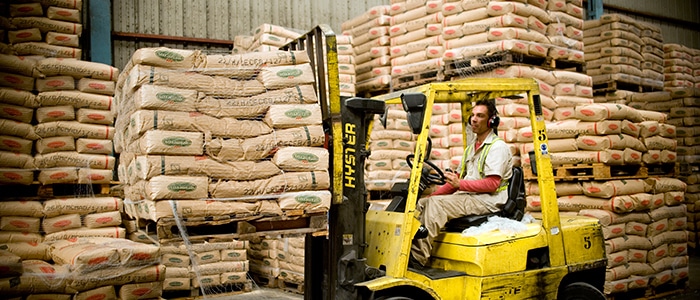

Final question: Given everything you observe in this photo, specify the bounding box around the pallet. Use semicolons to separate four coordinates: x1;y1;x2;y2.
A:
155;211;328;242
278;278;304;295
163;281;253;300
444;51;585;79
678;162;699;176
0;182;117;199
593;80;643;93
358;88;392;98
524;163;648;181
391;69;444;91
250;273;280;288
645;163;679;177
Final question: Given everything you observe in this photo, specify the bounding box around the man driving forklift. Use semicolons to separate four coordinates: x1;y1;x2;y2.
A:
411;99;513;268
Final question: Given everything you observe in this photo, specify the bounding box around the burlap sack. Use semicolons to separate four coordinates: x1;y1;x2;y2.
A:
576;134;647;152
35;105;75;123
643;135;677;151
0;103;33;123
132;155;280;182
128;110;271;140
37;168;78;184
46;6;80;22
13;42;81;58
34;151;114;169
43;227;126;242
11;16;82;35
126;65;265;98
0;169;34;185
128;130;203;155
277;190;331;212
578;209;650;226
209;125;325;161
272;147;329;172
75;138;112;155
0;260;71;295
0;135;32;154
221;249;247;262
43;197;122;218
196;85;318;118
0;71;35;91
0;151;34;168
34;136;74;154
258;63;315;90
76;108;114;125
209;171;330;198
130;47;202;69
135;175;209;200
77;168;112;184
37;90;113;110
0;231;42;243
582;179;648;198
45;32;79;48
625;221;648;237
0;249;22;278
0;87;39;108
42;213;81;234
76;78;114;95
69;264;165;292
0;216;41;232
8;28;43;44
73;285;116;300
82;211;121;229
129;84;199;112
0;53;41;77
0;201;43;218
556;195;632;213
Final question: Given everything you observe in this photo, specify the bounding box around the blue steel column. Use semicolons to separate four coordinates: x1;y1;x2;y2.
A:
587;0;604;20
89;0;112;65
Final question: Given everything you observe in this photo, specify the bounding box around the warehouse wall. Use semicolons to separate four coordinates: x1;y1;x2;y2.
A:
602;0;700;48
111;0;386;70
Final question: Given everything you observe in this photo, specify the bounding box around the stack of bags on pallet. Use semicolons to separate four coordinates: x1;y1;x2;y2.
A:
337;35;357;97
0;198;165;299
663;44;696;89
161;240;249;295
388;0;444;87
3;1;83;58
639;22;665;90
116;47;330;224
442;0;584;70
584;14;664;91
0;54;119;185
581;178;689;295
341;5;392;94
232;23;302;53
248;234;305;292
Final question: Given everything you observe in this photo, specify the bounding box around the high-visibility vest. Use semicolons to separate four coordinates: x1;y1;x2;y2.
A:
460;137;509;193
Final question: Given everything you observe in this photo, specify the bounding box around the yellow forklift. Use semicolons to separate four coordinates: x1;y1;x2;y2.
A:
284;25;607;300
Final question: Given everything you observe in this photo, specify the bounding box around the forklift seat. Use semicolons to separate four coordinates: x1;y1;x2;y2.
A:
443;166;526;232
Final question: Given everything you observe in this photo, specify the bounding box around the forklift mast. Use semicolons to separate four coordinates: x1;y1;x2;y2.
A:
283;25;385;300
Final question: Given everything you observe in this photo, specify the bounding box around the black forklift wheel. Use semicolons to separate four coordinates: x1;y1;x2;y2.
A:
558;282;606;300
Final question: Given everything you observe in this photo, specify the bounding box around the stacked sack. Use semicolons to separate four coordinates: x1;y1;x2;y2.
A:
639;22;665;90
365;104;415;192
247;234;305;291
442;0;585;69
231;23;302;53
663;44;696;89
161;240;249;295
341;5;393;94
579;178;689;295
5;1;83;58
337;35;357;97
115;47;330;223
585;14;657;91
388;0;444;86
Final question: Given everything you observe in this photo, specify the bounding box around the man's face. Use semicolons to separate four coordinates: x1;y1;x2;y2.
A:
470;105;491;135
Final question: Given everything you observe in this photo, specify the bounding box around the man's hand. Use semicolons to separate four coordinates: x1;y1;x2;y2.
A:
444;171;461;189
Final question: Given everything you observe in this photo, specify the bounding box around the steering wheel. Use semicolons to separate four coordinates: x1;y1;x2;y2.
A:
406;138;446;186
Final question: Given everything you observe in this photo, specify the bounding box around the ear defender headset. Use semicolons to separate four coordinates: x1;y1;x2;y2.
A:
468;100;500;132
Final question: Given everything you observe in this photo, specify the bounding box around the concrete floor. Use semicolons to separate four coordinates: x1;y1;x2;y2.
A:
226;255;700;300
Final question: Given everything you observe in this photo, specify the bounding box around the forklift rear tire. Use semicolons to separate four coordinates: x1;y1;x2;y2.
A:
558;282;606;300
376;297;413;300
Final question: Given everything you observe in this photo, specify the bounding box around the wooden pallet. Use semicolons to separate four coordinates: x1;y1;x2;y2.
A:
678;162;699;176
358;88;392;98
163;281;253;300
155;211;328;242
593;80;643;93
444;51;585;79
524;163;648;181
278;278;304;295
0;182;117;199
391;69;444;90
645;163;679;177
250;273;280;288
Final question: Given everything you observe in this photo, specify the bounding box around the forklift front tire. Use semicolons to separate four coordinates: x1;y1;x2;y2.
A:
558;282;606;300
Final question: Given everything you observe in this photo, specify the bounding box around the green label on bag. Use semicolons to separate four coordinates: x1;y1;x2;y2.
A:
295;194;321;204
155;50;184;62
163;137;192;147
156;92;185;103
277;68;303;78
168;182;197;192
285;108;311;119
293;152;319;163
